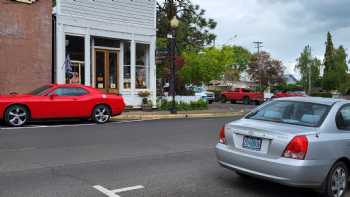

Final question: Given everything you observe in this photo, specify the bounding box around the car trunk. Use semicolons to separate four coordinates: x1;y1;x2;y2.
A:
225;118;318;158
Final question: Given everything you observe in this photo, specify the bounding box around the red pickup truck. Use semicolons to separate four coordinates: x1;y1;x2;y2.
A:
221;88;264;105
272;90;305;99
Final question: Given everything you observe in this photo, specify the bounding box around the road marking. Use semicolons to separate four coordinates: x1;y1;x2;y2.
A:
93;185;144;197
0;120;149;131
0;123;96;130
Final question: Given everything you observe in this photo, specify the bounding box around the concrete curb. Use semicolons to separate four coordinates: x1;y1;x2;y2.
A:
111;111;247;121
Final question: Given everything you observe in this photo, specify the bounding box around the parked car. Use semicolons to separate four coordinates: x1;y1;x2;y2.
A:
0;84;125;127
216;97;350;197
221;88;264;105
272;90;306;99
193;87;215;104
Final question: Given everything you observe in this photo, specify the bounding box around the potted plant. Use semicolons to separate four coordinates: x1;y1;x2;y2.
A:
138;91;152;111
142;99;153;111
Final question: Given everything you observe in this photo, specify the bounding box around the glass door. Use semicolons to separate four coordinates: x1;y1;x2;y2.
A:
94;49;119;94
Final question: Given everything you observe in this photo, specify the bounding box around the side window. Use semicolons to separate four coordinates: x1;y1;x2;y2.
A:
337;105;350;130
50;88;89;96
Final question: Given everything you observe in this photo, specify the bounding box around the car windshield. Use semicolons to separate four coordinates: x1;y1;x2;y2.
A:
246;101;330;127
29;85;52;96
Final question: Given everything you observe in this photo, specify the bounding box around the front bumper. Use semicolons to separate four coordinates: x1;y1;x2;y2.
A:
215;143;331;188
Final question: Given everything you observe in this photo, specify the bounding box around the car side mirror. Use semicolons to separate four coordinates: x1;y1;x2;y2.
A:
50;94;58;100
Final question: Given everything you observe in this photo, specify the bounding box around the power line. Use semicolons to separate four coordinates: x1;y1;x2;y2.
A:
253;41;263;54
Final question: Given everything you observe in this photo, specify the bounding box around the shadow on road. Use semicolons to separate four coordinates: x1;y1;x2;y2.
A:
217;173;322;197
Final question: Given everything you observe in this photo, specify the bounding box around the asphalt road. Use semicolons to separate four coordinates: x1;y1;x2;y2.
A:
0;118;346;197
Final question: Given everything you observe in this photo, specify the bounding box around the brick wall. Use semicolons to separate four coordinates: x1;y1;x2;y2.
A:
0;0;52;95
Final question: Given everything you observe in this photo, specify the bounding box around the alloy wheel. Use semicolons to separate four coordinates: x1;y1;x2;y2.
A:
331;166;347;197
94;106;110;123
8;106;27;126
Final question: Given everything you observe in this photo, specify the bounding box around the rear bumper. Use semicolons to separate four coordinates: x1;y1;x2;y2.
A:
215;143;331;188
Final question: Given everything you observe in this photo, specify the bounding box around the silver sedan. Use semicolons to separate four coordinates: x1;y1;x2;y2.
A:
216;97;350;197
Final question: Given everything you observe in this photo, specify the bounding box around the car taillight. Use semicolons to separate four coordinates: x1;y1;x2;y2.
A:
283;135;308;160
219;126;226;144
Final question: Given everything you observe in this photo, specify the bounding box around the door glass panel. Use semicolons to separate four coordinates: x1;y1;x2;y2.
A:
109;52;118;89
95;51;105;89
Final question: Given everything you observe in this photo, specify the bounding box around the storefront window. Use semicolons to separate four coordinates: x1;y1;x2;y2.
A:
136;43;149;89
65;36;85;85
123;42;131;89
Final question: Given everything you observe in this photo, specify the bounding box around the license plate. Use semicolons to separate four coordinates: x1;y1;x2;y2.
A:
242;136;262;151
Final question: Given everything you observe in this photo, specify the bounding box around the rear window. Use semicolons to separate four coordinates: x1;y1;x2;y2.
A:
246;101;330;127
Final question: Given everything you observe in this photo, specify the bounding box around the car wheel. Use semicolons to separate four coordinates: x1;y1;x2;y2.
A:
208;100;213;104
92;105;111;124
5;105;29;127
243;97;250;105
321;161;348;197
230;100;236;104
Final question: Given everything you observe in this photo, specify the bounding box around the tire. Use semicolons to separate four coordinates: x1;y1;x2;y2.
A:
208;100;213;104
4;105;29;127
320;161;348;197
243;97;250;105
91;105;111;124
230;100;236;104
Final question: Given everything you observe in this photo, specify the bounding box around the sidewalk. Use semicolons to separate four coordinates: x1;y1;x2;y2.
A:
112;103;255;121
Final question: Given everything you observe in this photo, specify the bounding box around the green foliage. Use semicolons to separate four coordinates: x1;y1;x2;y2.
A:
295;45;321;93
310;92;332;98
159;99;208;111
323;32;336;73
157;0;217;52
322;43;349;91
180;46;251;84
273;83;304;92
322;32;345;91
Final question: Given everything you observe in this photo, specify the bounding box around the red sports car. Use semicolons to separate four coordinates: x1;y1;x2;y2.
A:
0;84;125;127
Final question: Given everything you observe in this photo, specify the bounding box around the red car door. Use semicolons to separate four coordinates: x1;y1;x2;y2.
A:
47;87;91;118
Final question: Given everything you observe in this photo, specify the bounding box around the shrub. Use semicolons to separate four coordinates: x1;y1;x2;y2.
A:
310;92;332;98
159;99;208;111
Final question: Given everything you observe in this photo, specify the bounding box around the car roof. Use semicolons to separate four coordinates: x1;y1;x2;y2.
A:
275;96;348;106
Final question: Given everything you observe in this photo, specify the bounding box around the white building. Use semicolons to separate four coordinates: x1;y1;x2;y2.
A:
54;0;157;108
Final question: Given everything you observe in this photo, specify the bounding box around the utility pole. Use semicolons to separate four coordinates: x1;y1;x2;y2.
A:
253;41;263;90
253;41;263;54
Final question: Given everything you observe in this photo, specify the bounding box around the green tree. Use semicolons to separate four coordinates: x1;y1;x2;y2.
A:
247;51;284;89
180;46;251;85
223;46;251;81
322;32;349;91
322;32;337;90
157;0;217;52
295;45;321;93
335;45;349;93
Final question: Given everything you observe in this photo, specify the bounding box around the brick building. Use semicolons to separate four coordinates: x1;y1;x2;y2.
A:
0;0;52;95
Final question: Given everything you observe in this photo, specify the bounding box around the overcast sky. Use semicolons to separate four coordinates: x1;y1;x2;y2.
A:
191;0;350;76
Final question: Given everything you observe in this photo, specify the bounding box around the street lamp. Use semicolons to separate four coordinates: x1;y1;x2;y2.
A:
169;16;179;114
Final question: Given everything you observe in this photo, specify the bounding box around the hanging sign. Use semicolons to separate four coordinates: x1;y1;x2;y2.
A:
12;0;37;4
